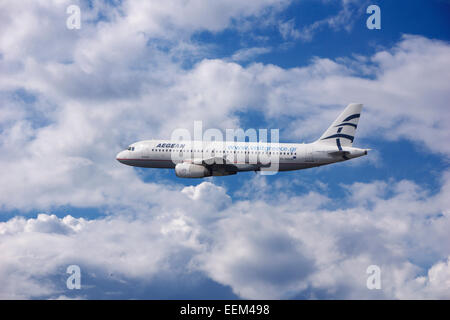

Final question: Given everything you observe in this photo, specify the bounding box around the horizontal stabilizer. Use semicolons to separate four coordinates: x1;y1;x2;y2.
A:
327;150;350;156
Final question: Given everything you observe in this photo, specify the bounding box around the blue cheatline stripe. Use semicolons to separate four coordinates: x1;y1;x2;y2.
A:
322;133;354;142
336;138;342;150
343;113;360;122
335;122;357;128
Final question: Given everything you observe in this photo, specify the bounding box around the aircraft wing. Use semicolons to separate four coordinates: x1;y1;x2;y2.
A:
188;156;239;172
190;156;225;165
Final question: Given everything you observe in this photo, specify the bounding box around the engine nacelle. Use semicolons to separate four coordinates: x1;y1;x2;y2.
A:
175;163;211;178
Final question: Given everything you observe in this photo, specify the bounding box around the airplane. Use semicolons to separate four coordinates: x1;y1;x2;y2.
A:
116;103;370;178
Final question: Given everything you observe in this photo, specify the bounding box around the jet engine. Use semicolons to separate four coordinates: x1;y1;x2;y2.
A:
175;163;211;178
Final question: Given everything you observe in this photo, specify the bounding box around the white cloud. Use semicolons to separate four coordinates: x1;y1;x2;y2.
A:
231;47;272;62
0;175;449;299
419;258;450;299
278;18;302;41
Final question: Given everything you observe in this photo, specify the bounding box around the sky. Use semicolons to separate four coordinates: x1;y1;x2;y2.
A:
0;0;449;299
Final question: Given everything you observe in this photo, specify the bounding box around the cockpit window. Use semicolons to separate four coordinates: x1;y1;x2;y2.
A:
127;147;135;151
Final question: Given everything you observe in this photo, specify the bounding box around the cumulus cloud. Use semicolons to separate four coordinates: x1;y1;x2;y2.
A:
0;175;449;299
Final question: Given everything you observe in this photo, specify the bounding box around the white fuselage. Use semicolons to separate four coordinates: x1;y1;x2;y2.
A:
116;139;368;173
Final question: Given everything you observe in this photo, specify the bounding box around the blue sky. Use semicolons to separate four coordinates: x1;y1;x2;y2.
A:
0;0;449;299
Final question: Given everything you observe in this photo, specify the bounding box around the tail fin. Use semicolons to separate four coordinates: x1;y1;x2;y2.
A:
315;103;363;148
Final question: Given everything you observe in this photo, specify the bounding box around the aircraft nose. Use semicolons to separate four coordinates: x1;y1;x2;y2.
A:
116;150;126;163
